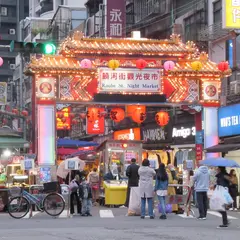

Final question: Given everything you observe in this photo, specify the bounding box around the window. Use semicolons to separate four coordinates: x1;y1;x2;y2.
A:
213;0;222;23
0;7;7;16
229;81;240;95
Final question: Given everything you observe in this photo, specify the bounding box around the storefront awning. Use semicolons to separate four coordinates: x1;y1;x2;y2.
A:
0;137;29;148
205;144;240;153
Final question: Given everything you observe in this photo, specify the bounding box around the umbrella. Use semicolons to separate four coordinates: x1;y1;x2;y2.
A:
200;157;240;168
56;157;86;179
57;138;98;148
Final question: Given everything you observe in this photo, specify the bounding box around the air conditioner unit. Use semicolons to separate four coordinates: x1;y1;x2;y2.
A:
9;29;16;35
10;64;16;70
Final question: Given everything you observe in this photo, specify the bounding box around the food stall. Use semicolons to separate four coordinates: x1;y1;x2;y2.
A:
97;140;142;205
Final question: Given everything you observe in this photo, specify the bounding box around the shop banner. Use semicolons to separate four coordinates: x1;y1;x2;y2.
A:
141;122;172;143
172;123;195;144
98;68;161;93
56;107;71;130
218;104;240;137
86;108;105;135
0;82;7;105
114;128;141;140
106;0;126;38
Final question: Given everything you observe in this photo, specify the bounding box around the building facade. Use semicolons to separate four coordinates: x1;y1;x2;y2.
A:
0;0;28;83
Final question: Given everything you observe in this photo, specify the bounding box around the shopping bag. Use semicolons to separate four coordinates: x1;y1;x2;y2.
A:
158;204;172;214
223;188;233;205
209;186;226;211
128;187;141;216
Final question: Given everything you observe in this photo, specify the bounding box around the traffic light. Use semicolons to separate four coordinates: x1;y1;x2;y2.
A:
9;41;57;54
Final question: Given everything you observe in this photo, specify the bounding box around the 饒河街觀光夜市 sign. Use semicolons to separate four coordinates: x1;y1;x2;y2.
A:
222;0;240;29
98;68;161;93
218;104;240;137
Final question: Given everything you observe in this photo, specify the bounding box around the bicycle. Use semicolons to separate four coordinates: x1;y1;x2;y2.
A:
8;187;65;219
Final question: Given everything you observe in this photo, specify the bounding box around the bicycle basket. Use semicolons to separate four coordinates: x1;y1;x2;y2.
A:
9;187;22;197
43;181;61;194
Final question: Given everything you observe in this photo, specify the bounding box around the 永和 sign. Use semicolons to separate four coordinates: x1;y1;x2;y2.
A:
98;68;161;93
106;0;126;37
222;0;240;29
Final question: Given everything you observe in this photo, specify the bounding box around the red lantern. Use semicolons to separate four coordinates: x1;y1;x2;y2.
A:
155;111;169;127
72;119;78;124
87;108;100;122
57;113;64;119
131;109;146;124
110;108;125;122
69;113;75;118
79;112;86;119
136;59;147;70
181;105;190;111
61;117;66;123
21;110;28;116
218;61;229;72
12;109;18;114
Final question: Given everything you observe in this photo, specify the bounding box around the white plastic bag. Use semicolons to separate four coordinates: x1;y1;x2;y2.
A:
128;187;141;216
210;186;226;211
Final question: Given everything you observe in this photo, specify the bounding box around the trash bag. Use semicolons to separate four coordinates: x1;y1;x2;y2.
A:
210;185;229;211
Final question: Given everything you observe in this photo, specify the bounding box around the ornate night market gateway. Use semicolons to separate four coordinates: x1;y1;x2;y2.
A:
26;31;231;168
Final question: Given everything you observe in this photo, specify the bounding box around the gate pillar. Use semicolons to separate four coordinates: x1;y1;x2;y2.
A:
203;107;220;158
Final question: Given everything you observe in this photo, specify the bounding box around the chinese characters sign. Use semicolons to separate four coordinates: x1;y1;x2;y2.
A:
98;68;161;93
223;0;240;28
106;0;126;37
86;108;105;135
56;107;71;130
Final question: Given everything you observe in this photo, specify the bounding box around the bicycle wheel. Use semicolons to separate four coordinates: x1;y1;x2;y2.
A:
43;193;65;217
8;196;30;219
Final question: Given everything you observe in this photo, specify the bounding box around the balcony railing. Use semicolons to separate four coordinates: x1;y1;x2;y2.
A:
198;21;232;41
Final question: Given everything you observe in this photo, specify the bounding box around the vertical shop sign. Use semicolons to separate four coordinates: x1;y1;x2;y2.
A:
86;108;105;135
106;0;126;38
222;0;240;29
196;144;203;161
0;82;7;105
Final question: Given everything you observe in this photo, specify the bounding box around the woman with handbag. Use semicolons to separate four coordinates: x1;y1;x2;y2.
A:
154;163;168;220
88;168;100;204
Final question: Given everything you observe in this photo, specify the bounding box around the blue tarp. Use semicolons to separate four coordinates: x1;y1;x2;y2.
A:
57;138;98;148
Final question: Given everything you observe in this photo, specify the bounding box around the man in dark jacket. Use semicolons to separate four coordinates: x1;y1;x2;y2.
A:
124;158;140;207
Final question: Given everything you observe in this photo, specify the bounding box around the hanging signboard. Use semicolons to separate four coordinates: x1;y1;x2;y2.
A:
106;0;126;38
36;77;56;99
98;68;161;93
86;108;105;135
222;0;240;29
0;82;7;105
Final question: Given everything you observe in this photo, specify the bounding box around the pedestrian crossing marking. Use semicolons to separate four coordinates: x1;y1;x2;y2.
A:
23;211;39;219
178;214;194;218
99;210;114;218
207;211;238;220
58;210;68;218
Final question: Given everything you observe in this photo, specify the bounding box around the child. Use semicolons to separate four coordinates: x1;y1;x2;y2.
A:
79;177;92;216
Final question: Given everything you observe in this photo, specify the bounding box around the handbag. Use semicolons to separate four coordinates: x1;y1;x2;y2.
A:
92;184;99;190
69;180;78;192
158;204;172;213
156;190;168;196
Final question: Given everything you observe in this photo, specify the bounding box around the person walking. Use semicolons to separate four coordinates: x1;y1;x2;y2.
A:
154;163;168;220
88;168;100;205
138;159;156;219
216;166;231;228
193;165;210;220
125;158;140;207
229;169;238;211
